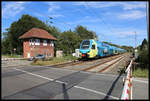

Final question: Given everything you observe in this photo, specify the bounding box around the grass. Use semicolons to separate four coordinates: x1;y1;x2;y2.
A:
2;54;23;58
31;55;78;66
132;68;149;78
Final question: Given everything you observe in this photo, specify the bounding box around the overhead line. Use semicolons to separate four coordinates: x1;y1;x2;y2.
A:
84;2;113;42
24;5;72;30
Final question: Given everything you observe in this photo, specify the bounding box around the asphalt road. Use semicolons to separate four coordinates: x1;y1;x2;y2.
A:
132;77;149;99
2;65;125;99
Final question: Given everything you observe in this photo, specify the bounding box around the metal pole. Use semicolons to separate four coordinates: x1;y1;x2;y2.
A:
146;2;149;50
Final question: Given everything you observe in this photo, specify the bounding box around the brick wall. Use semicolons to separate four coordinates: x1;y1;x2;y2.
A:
23;38;54;58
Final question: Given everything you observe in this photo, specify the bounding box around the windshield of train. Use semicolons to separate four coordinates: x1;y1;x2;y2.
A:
81;40;90;49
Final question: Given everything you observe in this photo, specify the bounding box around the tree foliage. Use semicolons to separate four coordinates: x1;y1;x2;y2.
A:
136;38;149;69
74;25;98;40
57;30;81;55
2;14;50;55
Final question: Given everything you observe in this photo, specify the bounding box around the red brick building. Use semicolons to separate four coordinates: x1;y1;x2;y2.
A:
19;28;56;58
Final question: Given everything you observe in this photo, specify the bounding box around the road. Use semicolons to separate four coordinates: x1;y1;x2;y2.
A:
2;65;124;99
132;77;149;99
1;56;148;99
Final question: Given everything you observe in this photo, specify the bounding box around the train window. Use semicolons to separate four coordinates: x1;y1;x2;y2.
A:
81;40;90;49
92;45;95;49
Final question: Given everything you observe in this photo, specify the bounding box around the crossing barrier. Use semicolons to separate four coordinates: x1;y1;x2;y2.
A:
121;58;133;100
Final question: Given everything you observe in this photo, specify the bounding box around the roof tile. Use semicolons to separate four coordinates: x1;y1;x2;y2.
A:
19;28;56;40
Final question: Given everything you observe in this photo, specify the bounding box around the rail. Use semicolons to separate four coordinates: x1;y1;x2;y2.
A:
121;58;134;100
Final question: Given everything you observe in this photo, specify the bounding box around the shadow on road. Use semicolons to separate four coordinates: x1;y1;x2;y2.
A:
62;83;69;99
103;72;124;99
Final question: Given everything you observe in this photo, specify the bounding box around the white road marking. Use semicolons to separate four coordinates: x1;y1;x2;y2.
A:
13;68;119;99
55;80;67;84
74;86;119;99
13;68;54;81
132;78;148;84
80;71;125;78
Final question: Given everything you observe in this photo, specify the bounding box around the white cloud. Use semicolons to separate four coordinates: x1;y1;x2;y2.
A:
74;2;146;10
46;2;64;18
48;2;60;12
122;2;146;10
50;14;64;18
2;2;25;18
67;16;102;25
118;10;146;19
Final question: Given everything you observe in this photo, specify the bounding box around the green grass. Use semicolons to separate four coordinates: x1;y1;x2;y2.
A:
2;54;23;58
132;68;149;78
31;55;78;66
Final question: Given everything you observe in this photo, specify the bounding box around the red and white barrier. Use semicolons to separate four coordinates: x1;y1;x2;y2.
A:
121;59;133;100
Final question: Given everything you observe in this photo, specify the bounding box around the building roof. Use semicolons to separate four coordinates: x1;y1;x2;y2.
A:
19;28;56;40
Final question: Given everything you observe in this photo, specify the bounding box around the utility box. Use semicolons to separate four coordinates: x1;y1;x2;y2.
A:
134;49;138;59
75;49;80;57
56;51;63;57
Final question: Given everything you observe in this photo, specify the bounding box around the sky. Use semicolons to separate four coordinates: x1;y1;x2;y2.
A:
1;1;148;47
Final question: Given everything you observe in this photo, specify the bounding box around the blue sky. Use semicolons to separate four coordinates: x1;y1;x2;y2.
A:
2;1;148;47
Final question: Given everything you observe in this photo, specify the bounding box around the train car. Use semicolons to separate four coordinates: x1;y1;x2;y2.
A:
79;39;114;58
79;39;126;59
112;46;118;55
79;39;98;58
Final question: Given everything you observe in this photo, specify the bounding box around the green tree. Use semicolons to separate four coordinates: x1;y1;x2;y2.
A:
74;25;98;40
2;14;52;55
46;25;61;56
137;38;149;69
140;38;148;51
58;30;81;55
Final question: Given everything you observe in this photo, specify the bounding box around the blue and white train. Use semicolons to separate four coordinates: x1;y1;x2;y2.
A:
79;39;126;58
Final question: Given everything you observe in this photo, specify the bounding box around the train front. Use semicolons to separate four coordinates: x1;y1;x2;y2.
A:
79;40;91;58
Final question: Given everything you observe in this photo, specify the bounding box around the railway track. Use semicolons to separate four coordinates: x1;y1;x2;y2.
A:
82;55;124;73
51;54;123;69
50;53;130;74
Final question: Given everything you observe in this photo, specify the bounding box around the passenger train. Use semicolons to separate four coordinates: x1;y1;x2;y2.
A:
79;39;126;58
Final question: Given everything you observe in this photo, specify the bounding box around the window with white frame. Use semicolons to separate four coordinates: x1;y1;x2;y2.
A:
29;39;34;45
35;39;40;45
50;41;54;46
43;40;47;46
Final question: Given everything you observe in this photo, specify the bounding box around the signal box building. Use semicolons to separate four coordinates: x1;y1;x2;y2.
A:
19;28;56;58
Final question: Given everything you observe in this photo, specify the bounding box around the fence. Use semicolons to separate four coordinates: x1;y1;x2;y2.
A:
121;58;134;100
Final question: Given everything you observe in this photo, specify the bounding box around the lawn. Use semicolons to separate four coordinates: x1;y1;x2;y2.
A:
132;68;149;78
2;54;23;58
31;55;79;66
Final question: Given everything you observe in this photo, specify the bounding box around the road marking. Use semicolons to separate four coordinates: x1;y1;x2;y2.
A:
13;68;54;81
80;71;125;78
132;78;148;84
74;86;119;99
13;68;119;99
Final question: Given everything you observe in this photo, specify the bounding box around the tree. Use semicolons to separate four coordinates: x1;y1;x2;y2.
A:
2;14;50;55
137;38;149;69
74;25;98;40
140;38;148;51
46;25;61;56
58;30;81;55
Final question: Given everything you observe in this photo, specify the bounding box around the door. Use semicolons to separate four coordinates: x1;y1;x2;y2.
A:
27;53;30;58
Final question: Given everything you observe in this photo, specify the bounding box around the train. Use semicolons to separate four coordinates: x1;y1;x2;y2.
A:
79;39;126;58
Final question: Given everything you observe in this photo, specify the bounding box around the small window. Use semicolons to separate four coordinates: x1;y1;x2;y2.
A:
35;39;40;45
92;45;95;49
29;39;34;45
43;40;47;46
50;41;54;46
